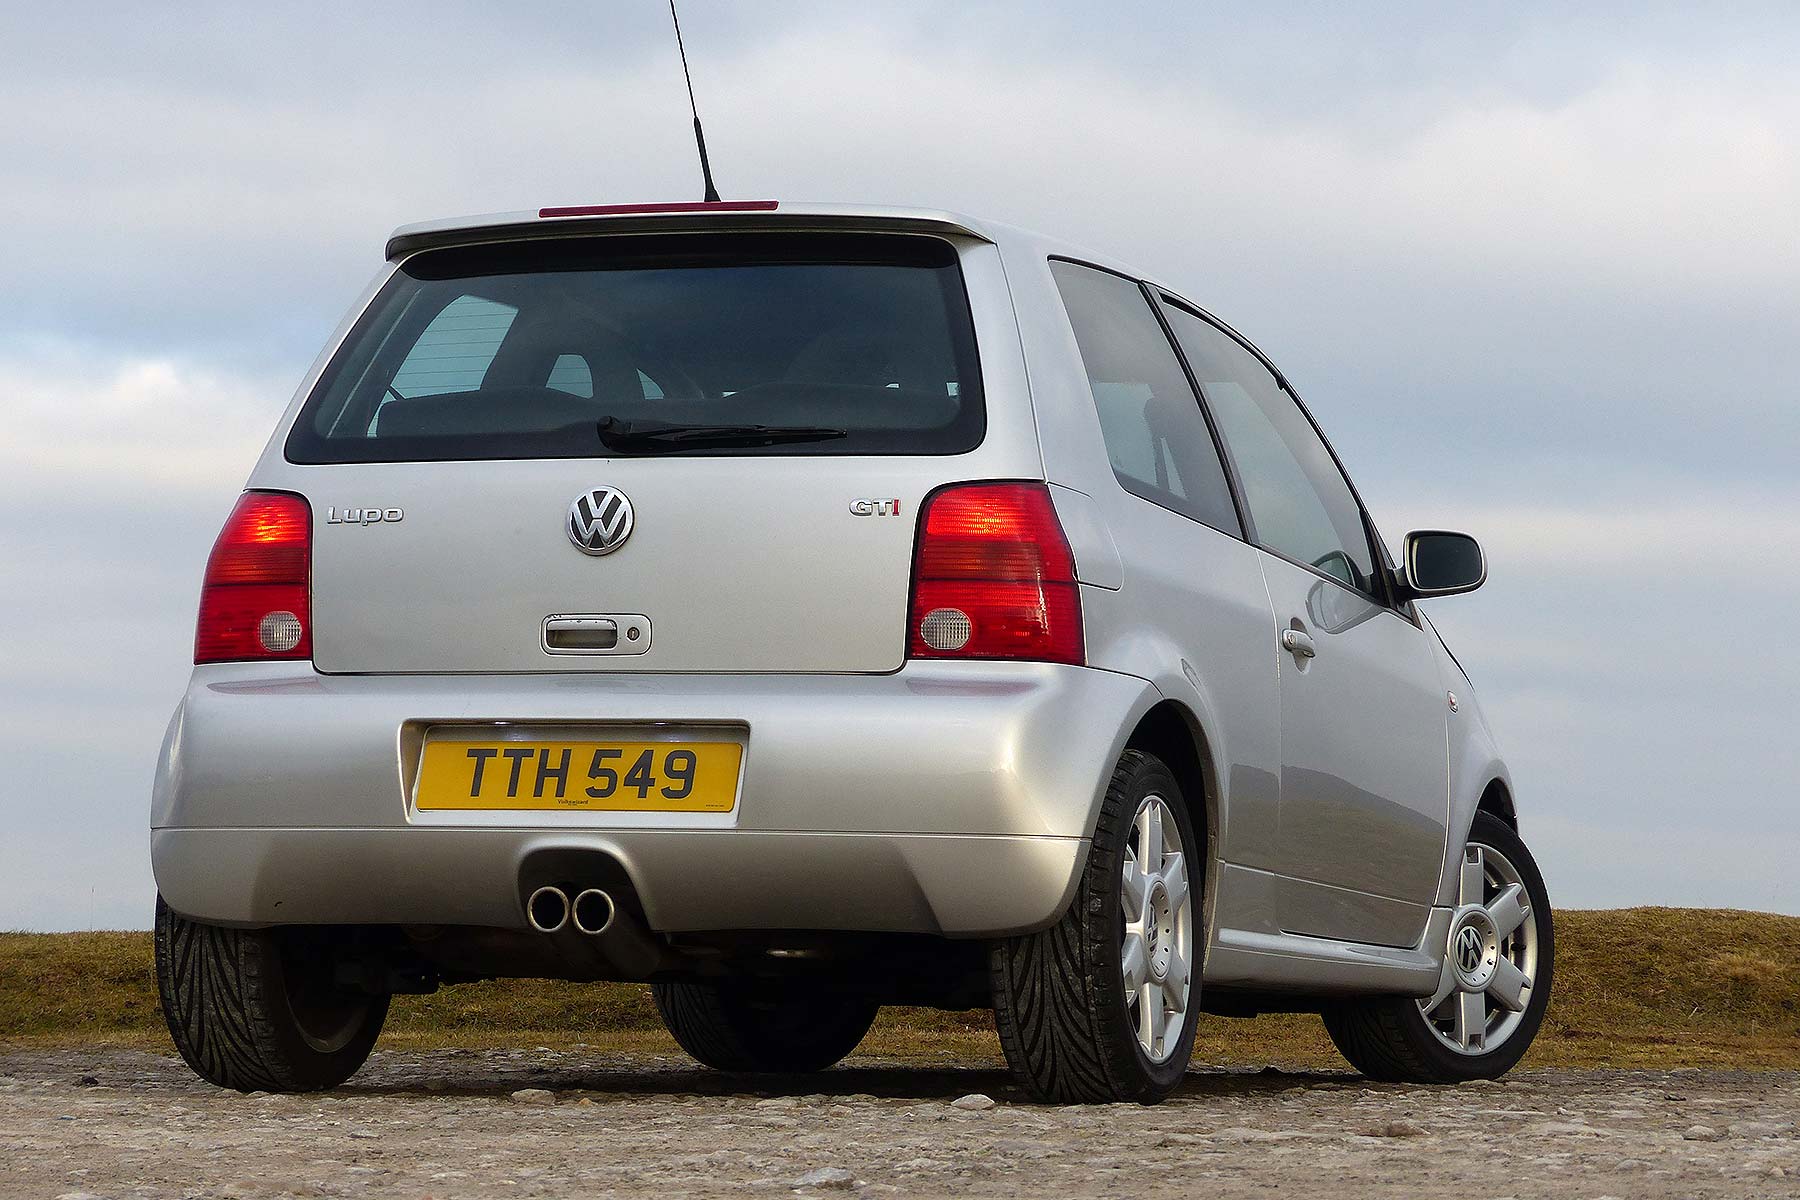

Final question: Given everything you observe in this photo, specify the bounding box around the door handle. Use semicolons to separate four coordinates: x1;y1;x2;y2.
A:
1281;628;1317;659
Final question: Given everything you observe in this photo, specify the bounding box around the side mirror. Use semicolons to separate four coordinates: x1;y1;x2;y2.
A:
1398;530;1486;600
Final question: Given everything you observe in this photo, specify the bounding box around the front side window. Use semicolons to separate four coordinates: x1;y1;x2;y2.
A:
1049;261;1240;536
287;233;984;462
1160;301;1377;593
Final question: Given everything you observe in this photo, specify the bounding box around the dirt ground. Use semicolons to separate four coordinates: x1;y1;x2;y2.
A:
1;1047;1797;1199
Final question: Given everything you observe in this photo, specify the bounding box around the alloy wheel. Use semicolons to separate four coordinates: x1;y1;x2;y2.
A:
1420;840;1540;1055
1120;793;1193;1062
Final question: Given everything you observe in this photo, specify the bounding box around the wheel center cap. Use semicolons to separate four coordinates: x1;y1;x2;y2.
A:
1145;880;1174;982
1448;906;1500;991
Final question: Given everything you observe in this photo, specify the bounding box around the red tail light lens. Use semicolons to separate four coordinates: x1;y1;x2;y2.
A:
908;483;1084;665
194;492;312;664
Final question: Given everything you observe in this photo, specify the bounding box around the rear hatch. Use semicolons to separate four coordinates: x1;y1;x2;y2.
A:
277;227;1028;674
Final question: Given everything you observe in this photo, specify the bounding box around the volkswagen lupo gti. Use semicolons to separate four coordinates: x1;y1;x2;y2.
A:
152;201;1553;1103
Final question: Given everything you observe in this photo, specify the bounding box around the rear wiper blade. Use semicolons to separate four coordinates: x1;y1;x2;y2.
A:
596;417;847;453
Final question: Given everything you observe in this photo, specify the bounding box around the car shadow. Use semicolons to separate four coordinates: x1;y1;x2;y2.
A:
337;1057;1364;1104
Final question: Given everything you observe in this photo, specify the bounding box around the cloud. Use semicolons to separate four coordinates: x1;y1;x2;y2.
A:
1369;487;1800;583
0;343;287;495
1531;812;1798;914
6;13;1797;328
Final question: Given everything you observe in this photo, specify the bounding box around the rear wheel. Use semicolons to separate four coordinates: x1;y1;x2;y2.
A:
652;979;878;1073
1324;811;1554;1083
154;896;388;1092
990;749;1199;1104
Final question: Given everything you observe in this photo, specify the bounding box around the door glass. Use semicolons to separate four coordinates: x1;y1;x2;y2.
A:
1161;303;1377;593
1049;261;1240;536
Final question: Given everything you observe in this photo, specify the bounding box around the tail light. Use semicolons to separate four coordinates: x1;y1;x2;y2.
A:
908;482;1084;666
194;492;312;664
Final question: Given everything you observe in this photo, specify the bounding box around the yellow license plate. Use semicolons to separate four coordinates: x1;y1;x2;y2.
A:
415;737;741;812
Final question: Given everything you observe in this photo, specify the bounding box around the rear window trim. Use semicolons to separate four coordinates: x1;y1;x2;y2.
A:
284;231;988;465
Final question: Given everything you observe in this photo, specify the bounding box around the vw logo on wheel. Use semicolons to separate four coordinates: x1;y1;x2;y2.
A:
568;487;635;556
1455;926;1484;974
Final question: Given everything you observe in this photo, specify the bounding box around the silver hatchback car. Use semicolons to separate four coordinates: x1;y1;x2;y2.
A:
152;201;1552;1104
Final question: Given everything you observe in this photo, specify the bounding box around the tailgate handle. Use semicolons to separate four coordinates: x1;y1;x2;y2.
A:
547;617;616;650
542;614;651;655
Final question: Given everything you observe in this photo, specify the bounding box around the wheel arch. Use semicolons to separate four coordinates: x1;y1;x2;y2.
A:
1122;699;1219;856
1436;738;1518;908
1118;697;1221;959
1476;778;1517;830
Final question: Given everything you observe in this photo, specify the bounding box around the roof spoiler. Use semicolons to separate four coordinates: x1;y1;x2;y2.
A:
385;205;994;261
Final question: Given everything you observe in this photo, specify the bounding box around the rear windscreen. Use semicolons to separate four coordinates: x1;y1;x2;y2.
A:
286;233;985;462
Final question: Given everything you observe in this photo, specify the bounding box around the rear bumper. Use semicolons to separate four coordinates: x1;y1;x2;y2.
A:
151;661;1154;935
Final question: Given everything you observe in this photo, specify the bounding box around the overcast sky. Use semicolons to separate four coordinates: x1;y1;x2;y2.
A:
2;2;1796;930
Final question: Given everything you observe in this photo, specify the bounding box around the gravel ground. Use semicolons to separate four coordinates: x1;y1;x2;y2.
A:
1;1047;1797;1198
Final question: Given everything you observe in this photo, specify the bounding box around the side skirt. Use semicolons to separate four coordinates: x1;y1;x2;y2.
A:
1203;862;1448;998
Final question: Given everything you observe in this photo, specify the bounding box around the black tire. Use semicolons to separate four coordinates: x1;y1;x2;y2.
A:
154;896;388;1092
1323;811;1554;1083
652;979;878;1073
990;749;1200;1104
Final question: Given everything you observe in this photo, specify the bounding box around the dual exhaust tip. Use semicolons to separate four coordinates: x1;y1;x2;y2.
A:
527;885;616;936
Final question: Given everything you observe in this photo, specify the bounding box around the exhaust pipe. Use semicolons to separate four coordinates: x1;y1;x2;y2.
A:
570;888;616;936
527;885;570;933
566;887;667;977
524;881;671;978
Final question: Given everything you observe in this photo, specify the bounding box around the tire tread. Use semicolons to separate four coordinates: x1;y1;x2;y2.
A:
990;749;1196;1104
154;897;384;1093
1322;999;1433;1082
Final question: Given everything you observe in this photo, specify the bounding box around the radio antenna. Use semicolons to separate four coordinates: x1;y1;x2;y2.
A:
669;1;721;202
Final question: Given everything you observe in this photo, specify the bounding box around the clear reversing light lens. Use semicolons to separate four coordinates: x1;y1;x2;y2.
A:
257;610;304;653
919;607;974;651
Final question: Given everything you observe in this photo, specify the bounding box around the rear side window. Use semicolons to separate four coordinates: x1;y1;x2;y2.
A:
387;296;518;400
1160;302;1378;594
287;233;984;461
1049;261;1240;536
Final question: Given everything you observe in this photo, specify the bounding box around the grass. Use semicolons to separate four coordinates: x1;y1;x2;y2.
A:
3;908;1796;1069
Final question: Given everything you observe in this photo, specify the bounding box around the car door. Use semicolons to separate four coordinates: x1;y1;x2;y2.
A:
1159;299;1449;948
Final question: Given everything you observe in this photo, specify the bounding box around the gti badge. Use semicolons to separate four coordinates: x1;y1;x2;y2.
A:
568;487;634;555
849;498;902;517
